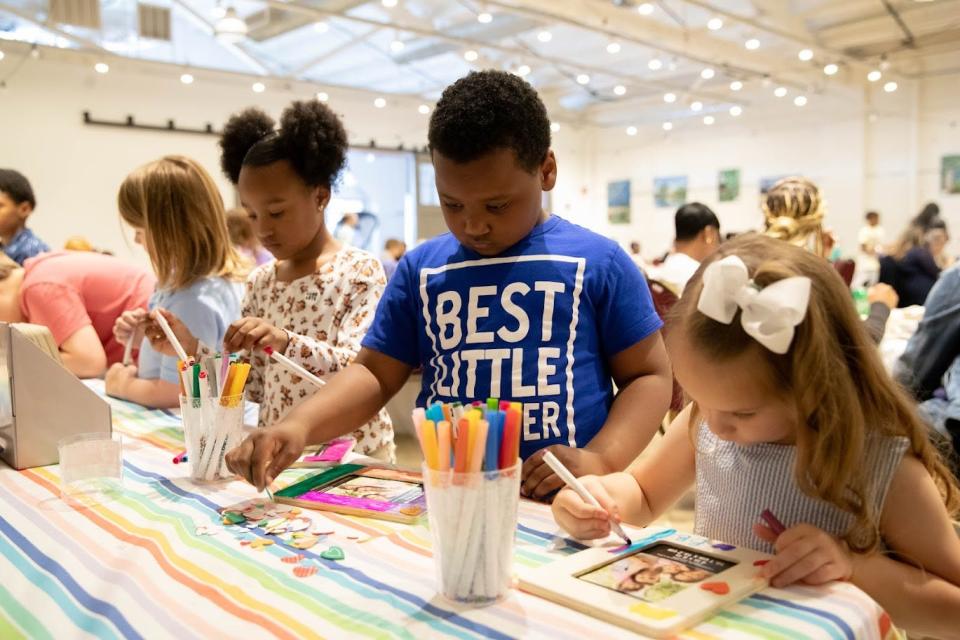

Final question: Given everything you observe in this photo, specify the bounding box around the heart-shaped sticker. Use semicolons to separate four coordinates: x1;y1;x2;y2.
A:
753;559;769;567
293;565;318;578
291;537;320;550
281;554;305;564
321;546;345;561
700;581;730;595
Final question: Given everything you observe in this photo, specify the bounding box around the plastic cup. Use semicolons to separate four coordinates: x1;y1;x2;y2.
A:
58;432;123;506
422;462;521;605
180;395;244;482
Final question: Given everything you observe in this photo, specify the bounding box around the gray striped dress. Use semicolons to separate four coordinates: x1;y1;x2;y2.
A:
694;422;909;554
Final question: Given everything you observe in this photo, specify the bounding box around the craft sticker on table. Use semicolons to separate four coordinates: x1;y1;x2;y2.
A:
576;543;736;603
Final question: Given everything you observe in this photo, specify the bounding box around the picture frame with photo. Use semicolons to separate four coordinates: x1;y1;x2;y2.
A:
518;527;769;637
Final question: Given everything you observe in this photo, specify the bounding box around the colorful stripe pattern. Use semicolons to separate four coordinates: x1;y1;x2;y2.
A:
0;387;903;639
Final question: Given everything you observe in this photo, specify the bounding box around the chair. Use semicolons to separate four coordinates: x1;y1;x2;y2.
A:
833;259;855;288
646;278;685;425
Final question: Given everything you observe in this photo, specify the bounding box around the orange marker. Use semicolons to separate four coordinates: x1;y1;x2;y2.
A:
454;418;471;473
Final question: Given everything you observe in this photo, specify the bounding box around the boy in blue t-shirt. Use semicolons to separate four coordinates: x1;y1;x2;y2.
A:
225;70;672;500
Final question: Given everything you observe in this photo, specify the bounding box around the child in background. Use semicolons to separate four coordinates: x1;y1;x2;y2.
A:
226;207;273;266
552;234;960;638
106;155;244;408
0;251;154;376
0;169;50;265
145;101;394;458
223;70;671;498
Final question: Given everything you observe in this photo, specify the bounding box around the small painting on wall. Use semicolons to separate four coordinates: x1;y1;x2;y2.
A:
942;155;960;194
653;176;687;208
718;169;740;202
608;180;631;224
759;175;790;195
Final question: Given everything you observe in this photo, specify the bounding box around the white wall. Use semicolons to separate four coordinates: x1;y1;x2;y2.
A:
0;51;429;262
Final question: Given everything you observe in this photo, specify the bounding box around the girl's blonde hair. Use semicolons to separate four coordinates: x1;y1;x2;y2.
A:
118;156;245;289
762;177;825;257
671;233;959;552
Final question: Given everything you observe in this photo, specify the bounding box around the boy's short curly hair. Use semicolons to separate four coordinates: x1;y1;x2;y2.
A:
0;169;36;209
219;100;348;188
428;70;551;173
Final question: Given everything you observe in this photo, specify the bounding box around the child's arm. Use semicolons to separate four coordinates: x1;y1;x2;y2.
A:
522;331;673;499
59;325;108;378
104;364;180;408
225;347;412;490
758;456;960;638
552;404;697;538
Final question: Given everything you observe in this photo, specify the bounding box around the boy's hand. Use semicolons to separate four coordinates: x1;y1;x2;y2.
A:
868;283;898;309
521;445;611;501
225;423;307;491
113;309;147;343
754;522;854;587
551;475;622;540
223;317;290;354
143;309;199;357
105;362;137;399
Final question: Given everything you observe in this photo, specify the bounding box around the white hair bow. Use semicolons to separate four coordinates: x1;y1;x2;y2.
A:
696;255;811;354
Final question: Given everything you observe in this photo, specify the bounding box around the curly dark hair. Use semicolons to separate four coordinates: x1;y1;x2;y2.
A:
219;100;348;188
428;70;551;173
0;169;36;208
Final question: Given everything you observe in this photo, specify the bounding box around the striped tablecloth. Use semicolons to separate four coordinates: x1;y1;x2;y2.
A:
0;391;901;639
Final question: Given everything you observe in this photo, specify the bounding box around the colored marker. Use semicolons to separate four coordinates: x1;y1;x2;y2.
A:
172;450;187;464
263;346;324;387
761;509;786;536
122;332;136;366
543;451;631;546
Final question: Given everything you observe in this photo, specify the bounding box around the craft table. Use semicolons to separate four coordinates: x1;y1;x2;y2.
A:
0;388;901;639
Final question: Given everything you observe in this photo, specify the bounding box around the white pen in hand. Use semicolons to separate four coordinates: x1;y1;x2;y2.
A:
543;451;632;546
263;346;325;388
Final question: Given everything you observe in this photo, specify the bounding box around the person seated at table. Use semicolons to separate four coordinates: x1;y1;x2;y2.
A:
647;202;720;295
0;250;155;377
895;218;949;308
0;168;50;265
553;235;960;639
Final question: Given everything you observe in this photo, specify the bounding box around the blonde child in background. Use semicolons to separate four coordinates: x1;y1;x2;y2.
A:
145;101;394;459
106;155;244;408
552;234;960;639
226;207;273;267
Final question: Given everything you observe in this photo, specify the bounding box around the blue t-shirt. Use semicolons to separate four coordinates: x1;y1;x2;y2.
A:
362;215;662;459
138;276;241;384
4;227;49;265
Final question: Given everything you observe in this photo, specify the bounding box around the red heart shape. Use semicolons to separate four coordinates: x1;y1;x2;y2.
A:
293;565;318;578
700;581;730;595
753;559;769;567
281;554;305;564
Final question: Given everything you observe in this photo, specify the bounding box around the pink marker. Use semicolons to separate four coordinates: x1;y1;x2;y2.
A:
760;509;786;536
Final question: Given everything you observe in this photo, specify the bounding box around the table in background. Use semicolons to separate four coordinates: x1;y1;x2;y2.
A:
0;390;900;639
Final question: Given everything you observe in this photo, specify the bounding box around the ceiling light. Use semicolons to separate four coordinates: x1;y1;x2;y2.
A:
703;115;715;125
316;91;329;102
707;17;723;31
700;67;715;80
648;58;663;70
252;81;265;93
794;95;807;106
390;39;405;53
729;105;742;116
663;92;676;103
626;126;638;136
418;104;430;115
637;3;654;15
180;73;194;84
366;153;376;163
823;63;839;76
215;7;248;44
477;11;493;23
517;64;531;76
798;48;813;61
313;21;328;33
576;73;590;85
381;0;398;7
374;97;387;108
774;86;787;97
606;42;621;54
537;30;552;43
464;49;479;61
94;62;109;74
867;70;882;82
690;101;703;111
884;81;898;93
745;38;760;50
211;4;226;19
662;122;673;131
550;122;561;133
729;80;743;91
614;84;627;96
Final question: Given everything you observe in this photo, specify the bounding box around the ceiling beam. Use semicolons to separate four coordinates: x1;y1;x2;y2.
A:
168;0;272;75
293;26;381;75
0;2;111;53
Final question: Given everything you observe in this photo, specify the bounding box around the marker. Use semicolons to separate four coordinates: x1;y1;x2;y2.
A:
122;332;136;366
154;309;190;363
263;346;324;388
760;509;786;536
543;450;631;546
172;450;187;464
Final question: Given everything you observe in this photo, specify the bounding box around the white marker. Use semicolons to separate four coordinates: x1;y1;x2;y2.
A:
263;346;325;388
122;332;136;366
153;309;190;363
543;450;632;545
